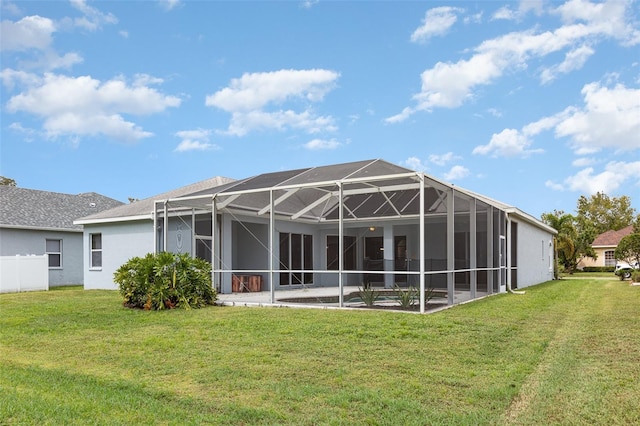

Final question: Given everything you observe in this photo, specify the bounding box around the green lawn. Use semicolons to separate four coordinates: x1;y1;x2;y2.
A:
1;278;639;425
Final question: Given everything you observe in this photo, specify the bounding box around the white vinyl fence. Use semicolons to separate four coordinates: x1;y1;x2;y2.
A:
0;255;49;293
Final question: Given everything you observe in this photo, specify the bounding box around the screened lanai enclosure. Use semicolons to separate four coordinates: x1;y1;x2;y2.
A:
152;159;555;313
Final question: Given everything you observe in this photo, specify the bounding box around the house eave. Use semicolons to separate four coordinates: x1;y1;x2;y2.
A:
0;224;82;233
505;208;558;235
74;214;153;226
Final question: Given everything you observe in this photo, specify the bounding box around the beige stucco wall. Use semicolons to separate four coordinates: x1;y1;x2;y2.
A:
578;246;614;269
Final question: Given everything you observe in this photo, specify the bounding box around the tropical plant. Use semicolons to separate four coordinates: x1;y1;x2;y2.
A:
542;210;579;275
358;285;379;307
394;284;417;308
114;252;216;310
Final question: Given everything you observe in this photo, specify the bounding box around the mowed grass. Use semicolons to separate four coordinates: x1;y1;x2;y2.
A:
1;279;639;425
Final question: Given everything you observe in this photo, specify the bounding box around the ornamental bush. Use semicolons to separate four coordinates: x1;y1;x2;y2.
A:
114;252;217;310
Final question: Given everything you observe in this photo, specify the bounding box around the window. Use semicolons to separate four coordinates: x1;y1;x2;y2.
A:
604;250;616;267
90;233;102;268
46;239;62;268
327;235;356;270
279;233;313;285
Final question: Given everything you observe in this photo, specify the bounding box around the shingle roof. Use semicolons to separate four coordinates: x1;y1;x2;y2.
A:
592;225;634;247
0;186;124;231
75;176;235;223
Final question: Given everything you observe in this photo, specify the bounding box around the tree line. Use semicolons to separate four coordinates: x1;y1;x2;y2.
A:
541;192;640;275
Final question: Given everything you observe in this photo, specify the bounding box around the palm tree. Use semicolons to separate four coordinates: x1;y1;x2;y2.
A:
542;210;578;276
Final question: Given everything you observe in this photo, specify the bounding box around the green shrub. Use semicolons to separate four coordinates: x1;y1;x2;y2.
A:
114;252;216;310
615;267;633;281
582;266;615;273
632;270;640;283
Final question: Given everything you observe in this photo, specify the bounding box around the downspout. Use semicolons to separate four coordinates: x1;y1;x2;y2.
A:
163;200;169;253
153;200;158;254
506;213;525;295
338;181;344;307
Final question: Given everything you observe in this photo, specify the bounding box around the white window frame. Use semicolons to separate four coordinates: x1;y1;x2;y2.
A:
46;239;62;269
90;233;102;269
604;250;616;267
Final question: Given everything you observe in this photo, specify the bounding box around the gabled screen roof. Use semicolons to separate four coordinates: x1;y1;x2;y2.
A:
167;159;448;222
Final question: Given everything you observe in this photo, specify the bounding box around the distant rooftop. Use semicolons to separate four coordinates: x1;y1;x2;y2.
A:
592;225;634;247
0;186;124;231
75;176;235;224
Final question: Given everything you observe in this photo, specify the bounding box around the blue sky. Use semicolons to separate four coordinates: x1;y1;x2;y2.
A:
1;0;639;219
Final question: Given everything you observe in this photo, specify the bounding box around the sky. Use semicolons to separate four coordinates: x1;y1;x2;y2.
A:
1;0;639;220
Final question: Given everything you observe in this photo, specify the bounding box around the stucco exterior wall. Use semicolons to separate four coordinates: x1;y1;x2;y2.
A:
578;247;610;269
83;220;154;290
0;228;84;286
512;218;555;288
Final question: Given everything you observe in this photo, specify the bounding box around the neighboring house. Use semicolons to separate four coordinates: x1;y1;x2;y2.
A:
76;159;556;313
0;186;124;286
578;225;634;269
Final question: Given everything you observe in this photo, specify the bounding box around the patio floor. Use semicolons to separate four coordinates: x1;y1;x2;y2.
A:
216;285;451;313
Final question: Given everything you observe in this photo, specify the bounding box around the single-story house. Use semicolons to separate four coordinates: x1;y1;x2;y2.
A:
73;176;235;290
76;159;556;313
0;186;123;287
578;225;634;269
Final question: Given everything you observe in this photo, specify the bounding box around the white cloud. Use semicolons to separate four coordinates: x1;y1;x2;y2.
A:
132;73;165;87
206;69;338;111
475;81;640;158
554;82;640;154
463;12;483;25
174;140;217;152
545;180;565;191
473;128;544;158
304;138;341;150
8;122;38;142
70;0;117;31
0;15;56;51
403;156;428;172
572;157;595;167
492;6;516;21
159;0;182;11
173;129;220;152
2;1;22;16
540;44;594;84
224;109;336;137
411;7;464;43
301;0;319;9
5;73;181;143
443;165;470;181
175;129;211;140
552;161;640;194
387;0;640;123
493;0;544;21
206;69;339;136
487;108;503;118
0;15;87;71
428;152;461;166
1;68;41;89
